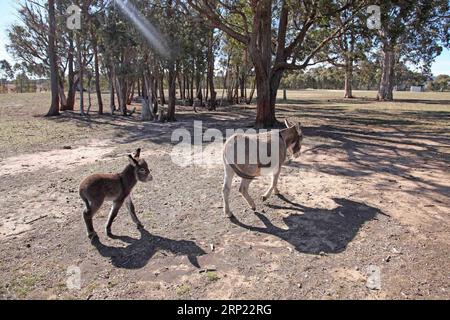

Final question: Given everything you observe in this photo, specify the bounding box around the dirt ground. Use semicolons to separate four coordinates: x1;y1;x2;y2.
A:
0;90;449;300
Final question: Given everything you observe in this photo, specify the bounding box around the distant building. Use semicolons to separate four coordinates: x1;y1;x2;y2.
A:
410;85;424;92
6;83;17;93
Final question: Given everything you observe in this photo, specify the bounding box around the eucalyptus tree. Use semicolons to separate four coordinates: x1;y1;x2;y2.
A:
0;60;14;92
375;0;449;101
102;17;138;115
7;0;88;112
47;0;60;116
319;2;371;98
189;0;367;127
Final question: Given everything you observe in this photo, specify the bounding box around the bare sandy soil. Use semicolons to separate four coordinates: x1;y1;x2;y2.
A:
0;91;449;299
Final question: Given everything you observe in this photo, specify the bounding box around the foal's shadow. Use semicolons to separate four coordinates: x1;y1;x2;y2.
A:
231;196;387;254
91;228;206;269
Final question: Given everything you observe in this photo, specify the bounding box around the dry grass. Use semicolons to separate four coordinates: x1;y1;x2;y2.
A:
0;90;448;156
0;90;449;299
279;89;450;112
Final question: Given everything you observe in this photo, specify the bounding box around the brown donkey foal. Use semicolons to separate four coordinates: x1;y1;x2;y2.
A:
79;148;152;240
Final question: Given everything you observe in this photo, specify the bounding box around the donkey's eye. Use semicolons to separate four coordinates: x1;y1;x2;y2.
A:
139;168;146;173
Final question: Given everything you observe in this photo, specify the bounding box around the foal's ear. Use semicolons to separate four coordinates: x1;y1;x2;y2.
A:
284;119;293;128
128;154;138;166
296;122;303;135
133;148;141;159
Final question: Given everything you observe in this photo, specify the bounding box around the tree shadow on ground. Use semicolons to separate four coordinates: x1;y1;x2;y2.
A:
91;227;206;269
46;102;449;202
295;121;450;201
46;107;260;146
392;99;450;105
230;196;386;254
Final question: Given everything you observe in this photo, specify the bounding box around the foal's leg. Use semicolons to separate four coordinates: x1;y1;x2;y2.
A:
82;198;103;240
125;196;143;229
222;164;235;218
262;168;281;202
239;178;256;211
105;200;124;237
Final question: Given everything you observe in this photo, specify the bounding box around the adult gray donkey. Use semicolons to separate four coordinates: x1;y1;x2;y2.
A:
222;119;303;218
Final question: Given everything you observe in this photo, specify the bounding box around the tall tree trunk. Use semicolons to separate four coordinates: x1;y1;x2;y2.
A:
141;75;147;98
249;0;275;128
182;74;187;103
206;8;217;110
344;31;355;99
116;77;128;115
377;43;395;101
46;0;60;117
92;32;103;114
204;74;209;102
76;33;85;115
246;78;256;105
62;35;75;111
190;74;194;106
255;72;276;128
176;63;183;101
153;73;159;114
58;77;68;107
108;67;116;114
268;68;284;116
240;73;246;101
344;58;353;98
167;64;176;121
137;78;141;97
226;68;233;103
234;65;240;103
142;72;155;121
195;68;203;107
127;81;135;105
87;74;92;114
159;71;166;105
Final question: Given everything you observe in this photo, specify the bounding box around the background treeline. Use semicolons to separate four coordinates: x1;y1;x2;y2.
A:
3;64;447;94
0;0;448;127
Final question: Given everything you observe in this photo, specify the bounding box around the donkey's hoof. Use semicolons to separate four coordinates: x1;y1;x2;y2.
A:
251;206;256;212
225;211;234;219
88;232;98;241
137;223;144;230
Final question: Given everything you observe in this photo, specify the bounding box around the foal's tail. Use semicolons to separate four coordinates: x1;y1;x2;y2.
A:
79;191;91;211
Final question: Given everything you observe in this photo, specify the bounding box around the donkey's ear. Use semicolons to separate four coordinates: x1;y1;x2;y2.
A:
128;154;138;166
133;148;141;159
284;119;292;128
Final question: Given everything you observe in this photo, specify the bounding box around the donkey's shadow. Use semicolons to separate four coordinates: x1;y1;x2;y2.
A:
231;196;387;254
92;228;206;269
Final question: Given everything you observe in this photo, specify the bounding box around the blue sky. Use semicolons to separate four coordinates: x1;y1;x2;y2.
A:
0;0;18;64
0;0;448;76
